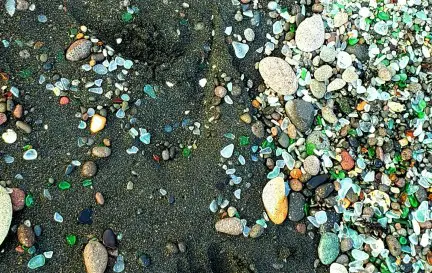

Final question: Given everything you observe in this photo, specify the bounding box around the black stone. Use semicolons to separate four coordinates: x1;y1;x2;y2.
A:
78;208;93;224
288;192;305;222
315;183;334;199
373;159;384;168
415;187;428;203
306;174;330;189
348;137;360;148
103;228;117;249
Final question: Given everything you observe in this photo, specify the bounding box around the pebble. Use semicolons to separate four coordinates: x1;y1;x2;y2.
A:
17;224;35;247
232;41;249;59
320;45;337;63
162;149;170;161
138;254;151;267
333;12;348;28
95;192;105;205
318;232;340;265
81;161;97;177
13;104;23;119
92;147;111;158
322;107;338;124
287;124;297;139
341;67;358;83
330;263;348;273
244;28;255;42
278;133;290;148
251;121;265;138
312;3;324;13
215;217;243;235
2;129;17;144
303;155;320;175
90;114;106;133
288;192;305;221
259;57;298;95
378;67;392;81
0;186;12;245
289;179;303;191
83;240;108;273
336;51;352;69
340;237;354;252
249;224;264;238
262;177;288;224
0;113;6;125
16;121;32;134
178;242;186;253
165;242;179;255
340;150;354;171
102;228;117;249
310;79;326;99
386;235;401;257
295;14;325;52
315;183;334;199
307;131;330;150
314;65;333;81
214;86;227;98
306;174;329;189
327;78;346;92
66;39;92;61
9;188;25;211
285;100;315;132
240;113;252;124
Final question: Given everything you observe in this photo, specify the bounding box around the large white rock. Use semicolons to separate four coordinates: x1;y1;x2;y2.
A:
295;15;325;52
0;186;12;246
259;57;298;95
262;177;288;224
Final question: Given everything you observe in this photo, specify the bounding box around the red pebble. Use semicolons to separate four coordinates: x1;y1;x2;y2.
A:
341;150;355;171
0;113;7;125
59;96;70;105
152;154;160;162
15;245;24;253
9;188;25;212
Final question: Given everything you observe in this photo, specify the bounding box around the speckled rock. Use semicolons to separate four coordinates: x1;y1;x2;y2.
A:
251;121;265;138
327;78;346;92
330;263;348;273
9;188;25;212
66;39;93;61
322;106;338;124
81;161;98;177
215;217;243;235
0;186;12;246
340;150;354;171
249;224;265;238
288;192;305;221
91;147;111;158
83;240;108;273
262;177;288;224
341;67;358;83
303;155;320;175
334;12;348;27
307;131;330;150
295;15;325;52
310;79;326;99
320;45;337;63
17;224;35;247
314;65;333;81
285;100;315;132
259;57;298;95
386;235;401;257
318;233;340;265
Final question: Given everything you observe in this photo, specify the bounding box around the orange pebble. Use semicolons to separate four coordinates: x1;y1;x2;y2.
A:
59;96;70;105
271;127;278;136
341;198;351;208
89;59;96;67
290;169;302;179
251;99;260;108
356;101;367;111
76;33;84;39
97;41;104;46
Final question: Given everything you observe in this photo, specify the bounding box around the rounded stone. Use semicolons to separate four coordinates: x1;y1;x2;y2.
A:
92;147;112;158
214;86;227;98
215;217;243;235
83;240;108;273
307;131;330;150
342;67;358;83
295;14;325;52
285;100;315;132
310;79;326;99
336;51;352;69
95;192;105;205
165;242;179;255
333;12;348;28
327;78;346;92
340;150;354;171
318;232;340;265
314;65;333;81
81;161;97;177
330;263;348;273
259;57;298;95
322;107;338;124
9;188;25;212
320;45;337;63
17;224;35;248
262;177;288;224
102;229;117;249
304;155;320;175
66;39;93;61
249;224;264;238
386;235;401;257
289;179;303;192
0;186;12;246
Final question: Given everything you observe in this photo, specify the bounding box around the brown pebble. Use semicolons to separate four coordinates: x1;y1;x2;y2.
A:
296;223;306;234
95;192;105;205
401;148;412;161
289;179;303;192
427;251;432;265
17;224;35;248
81;161;98;177
16;121;31;133
0;113;7;125
312;3;324;13
287;124;297;139
13;104;23;119
9;188;25;212
214;86;227;98
340;150;354;170
103;138;111;147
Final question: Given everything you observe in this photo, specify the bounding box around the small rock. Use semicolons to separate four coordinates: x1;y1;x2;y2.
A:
312;3;324;13
340;150;354;171
315;183;334;199
340;237;354;252
318;232;340;265
214;86;227;98
285;100;315;132
327;79;346;92
12;104;23;119
333;12;348;28
66;39;93;61
295;15;325;52
322;107;338;124
81;161;97;177
287;124;297;139
16;0;29;10
9;188;25;212
336;51;352;69
289;179;303;192
320;45;337;63
83;240;108;273
278;133;290;148
306;174;330;189
310;79;326;99
0;186;12;246
386;235;401;257
378;67;392;81
102;229;117;249
330;263;348;273
303;155;320;175
259;57;298;95
240;113;252;124
307;131;330;150
341;67;358;83
178;242;186;253
16;121;31;134
314;65;333;81
262;177;288;224
95;192;105;205
215;217;243;235
162;150;170;161
288;192;305;221
138;254;151;267
346;44;369;62
244;28;255;42
249;224;264;238
165;242;179;255
251;121;265;138
0;113;7;125
18;224;35;247
92;147;111;158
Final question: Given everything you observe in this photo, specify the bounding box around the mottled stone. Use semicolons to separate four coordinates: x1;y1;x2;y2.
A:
66;39;93;61
259;57;298;95
262;177;288;224
295;15;325;52
285;100;315;132
215;217;243;235
83;240;108;273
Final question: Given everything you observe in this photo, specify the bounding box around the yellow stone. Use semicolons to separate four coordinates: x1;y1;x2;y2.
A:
90;114;106;133
262;177;288;224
